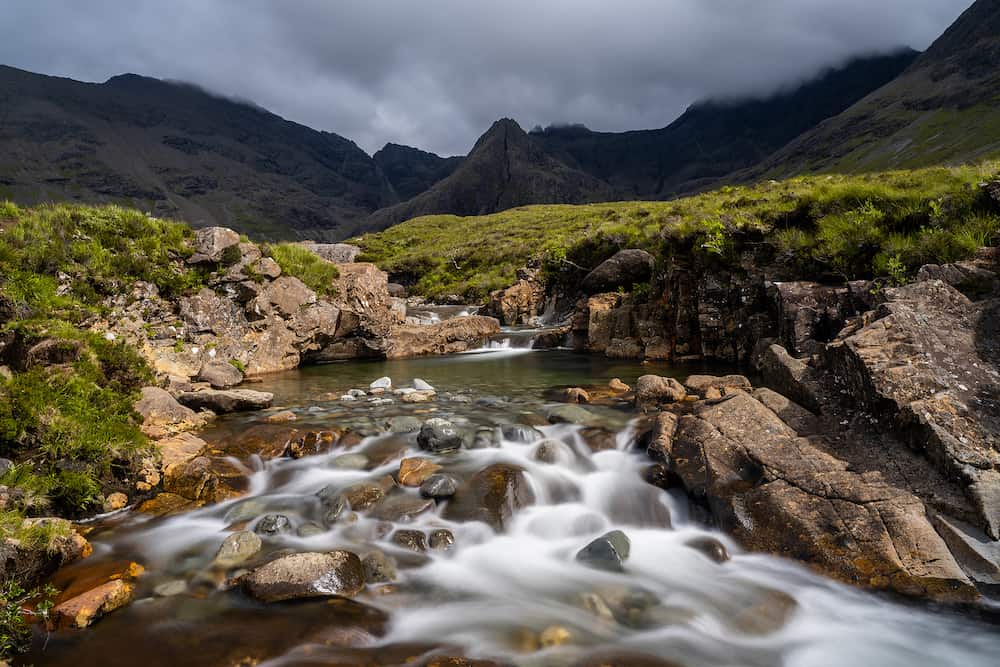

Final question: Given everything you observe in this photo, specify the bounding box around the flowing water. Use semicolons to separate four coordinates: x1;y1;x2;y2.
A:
23;346;1000;666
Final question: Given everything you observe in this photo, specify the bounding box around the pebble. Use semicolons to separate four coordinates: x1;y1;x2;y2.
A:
369;377;392;390
413;378;435;392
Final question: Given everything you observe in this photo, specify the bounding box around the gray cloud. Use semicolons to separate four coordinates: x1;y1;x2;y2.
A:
0;0;973;156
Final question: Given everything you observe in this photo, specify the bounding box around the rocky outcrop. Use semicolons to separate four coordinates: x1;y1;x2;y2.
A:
825;278;1000;539
385;316;500;358
581;249;655;295
487;267;546;326
301;242;362;264
661;391;976;601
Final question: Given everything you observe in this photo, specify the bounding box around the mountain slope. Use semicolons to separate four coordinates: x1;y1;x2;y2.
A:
373;143;462;201
0;65;397;239
532;49;919;197
365;119;615;231
755;0;1000;175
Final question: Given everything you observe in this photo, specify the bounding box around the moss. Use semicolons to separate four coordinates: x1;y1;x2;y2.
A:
266;243;340;296
355;162;1000;298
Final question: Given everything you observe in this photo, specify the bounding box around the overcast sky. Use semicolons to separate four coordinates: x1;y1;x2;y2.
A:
0;0;974;156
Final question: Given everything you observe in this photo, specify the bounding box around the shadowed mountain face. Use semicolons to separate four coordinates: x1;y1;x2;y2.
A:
531;49;919;198
365;118;616;231
373;143;462;202
754;0;1000;176
0;66;397;240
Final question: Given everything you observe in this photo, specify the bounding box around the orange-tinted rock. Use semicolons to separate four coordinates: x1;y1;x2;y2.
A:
398;458;442;487
50;579;135;629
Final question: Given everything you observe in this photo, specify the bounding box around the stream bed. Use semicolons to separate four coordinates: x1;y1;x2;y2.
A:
23;348;1000;666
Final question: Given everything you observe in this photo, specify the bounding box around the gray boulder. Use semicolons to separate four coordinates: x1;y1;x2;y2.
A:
417;418;464;453
177;389;274;413
635;375;687;405
191;227;240;263
197;360;244;389
576;530;631;572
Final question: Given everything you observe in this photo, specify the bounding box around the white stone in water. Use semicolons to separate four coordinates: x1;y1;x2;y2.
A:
413;378;435;392
340;395;356;402
348;389;367;398
370;376;392;390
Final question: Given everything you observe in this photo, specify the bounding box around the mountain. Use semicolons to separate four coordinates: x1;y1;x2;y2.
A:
373;143;462;201
0;65;397;239
532;49;919;197
755;0;1000;175
365;118;615;231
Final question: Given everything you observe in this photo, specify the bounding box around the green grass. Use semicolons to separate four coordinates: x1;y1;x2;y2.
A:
264;242;340;295
354;162;1000;300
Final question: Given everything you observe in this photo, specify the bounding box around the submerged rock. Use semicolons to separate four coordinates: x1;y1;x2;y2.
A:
214;530;263;568
242;551;365;602
576;530;631;572
444;464;534;531
255;514;293;537
362;550;397;583
544;404;599;426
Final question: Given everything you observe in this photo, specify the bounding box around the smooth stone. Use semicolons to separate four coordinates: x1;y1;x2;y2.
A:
369;377;392;390
545;404;599;426
428;529;455;551
214;530;263;568
362;550;397;583
343;482;386;511
398;457;442;487
241;551;365;603
297;522;326;538
534;439;575;465
576;530;631;572
265;410;297;423
391;529;427;552
419;474;458;499
255;514;292;537
370;494;435;522
330;453;369;470
413;378;435;392
417;418;464;453
177;389;274;413
499;424;543;443
685;536;730;564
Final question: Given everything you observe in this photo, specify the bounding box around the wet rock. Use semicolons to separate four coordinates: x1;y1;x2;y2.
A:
534;439;575;465
330;453;369;470
576;530;631;572
102;492;129;512
417;418;464;453
362;550;397;583
646;412;678;462
371;494;435;522
641;463;679;490
391;529;428;552
635;375;686;406
265;410;298;423
343;482;387;511
563;387;591;403
319;492;348;526
609;378;631;393
730;589;798;635
499;424;543;443
214;530;263;567
670;391;977;602
297;522;325;538
387;415;423;433
444;464;534;531
683;374;752;398
429;529;455;551
370;376;392;391
684;536;730;564
580;426;617;452
163;456;247;503
540;625;572;648
398;458;443;486
545;404;599;426
137;492;203;517
177;388;274;413
255;514;293;537
581;249;655;295
242;550;365;602
420;474;458;499
385;316;501;358
50;579;135;629
196;360;244;389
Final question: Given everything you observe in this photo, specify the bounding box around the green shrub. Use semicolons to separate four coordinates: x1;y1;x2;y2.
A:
0;576;58;659
267;243;340;296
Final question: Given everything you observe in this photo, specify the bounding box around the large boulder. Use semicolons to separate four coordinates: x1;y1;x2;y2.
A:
196;360;244;389
177;389;274;413
666;391;976;601
444;464;534;531
329;263;400;338
825;279;1000;539
190;226;240;264
134;387;205;437
385;316;500;358
581;249;655;295
242;551;365;602
251;276;318;319
635;375;687;405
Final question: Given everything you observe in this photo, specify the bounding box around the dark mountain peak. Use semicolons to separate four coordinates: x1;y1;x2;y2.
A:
373;142;463;201
915;0;1000;79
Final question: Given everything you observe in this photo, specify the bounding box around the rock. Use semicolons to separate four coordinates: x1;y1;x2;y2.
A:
153;580;188;597
540;625;572;648
487;268;546;325
635;375;687;405
330;453;368;470
499;424;544;443
163;455;247;503
192;226;240;263
50;579;135;629
669;391;976;602
544;404;599;426
770;281;858;356
398;458;442;487
930;513;1000;585
391;529;427;552
102;492;128;513
417;418;464;453
0;458;12;476
576;530;631;572
179;287;247;336
362;551;397;583
135;387;204;437
385;316;501;358
413;378;435;392
534;439;575;465
370;376;392;390
916;261;1000;300
759;344;821;413
401;389;436;403
137;493;203;517
214;530;263;568
265;410;298;424
752;388;821;435
581;249;655;295
563;387;591;404
444;464;534;531
387;282;408;298
254;257;282;279
684;536;730;564
826;280;1000;540
608;378;631;393
343;482;386;511
387;416;423;433
196;360;244;389
646;412;678;462
420;474;458;499
428;529;455;551
242;551;365;603
683;374;751;397
370;494;435;522
178;389;274;413
263;277;317;318
327;263;401;339
301;242;362;264
255;514;292;537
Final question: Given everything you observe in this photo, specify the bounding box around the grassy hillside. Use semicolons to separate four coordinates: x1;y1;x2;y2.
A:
354;162;1000;300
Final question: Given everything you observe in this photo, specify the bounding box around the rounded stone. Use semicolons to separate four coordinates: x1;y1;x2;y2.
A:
255;514;292;537
214;530;263;568
419;474;458;499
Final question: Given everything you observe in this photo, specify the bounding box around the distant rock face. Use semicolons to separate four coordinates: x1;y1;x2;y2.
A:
301;243;362;264
581;250;655;295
